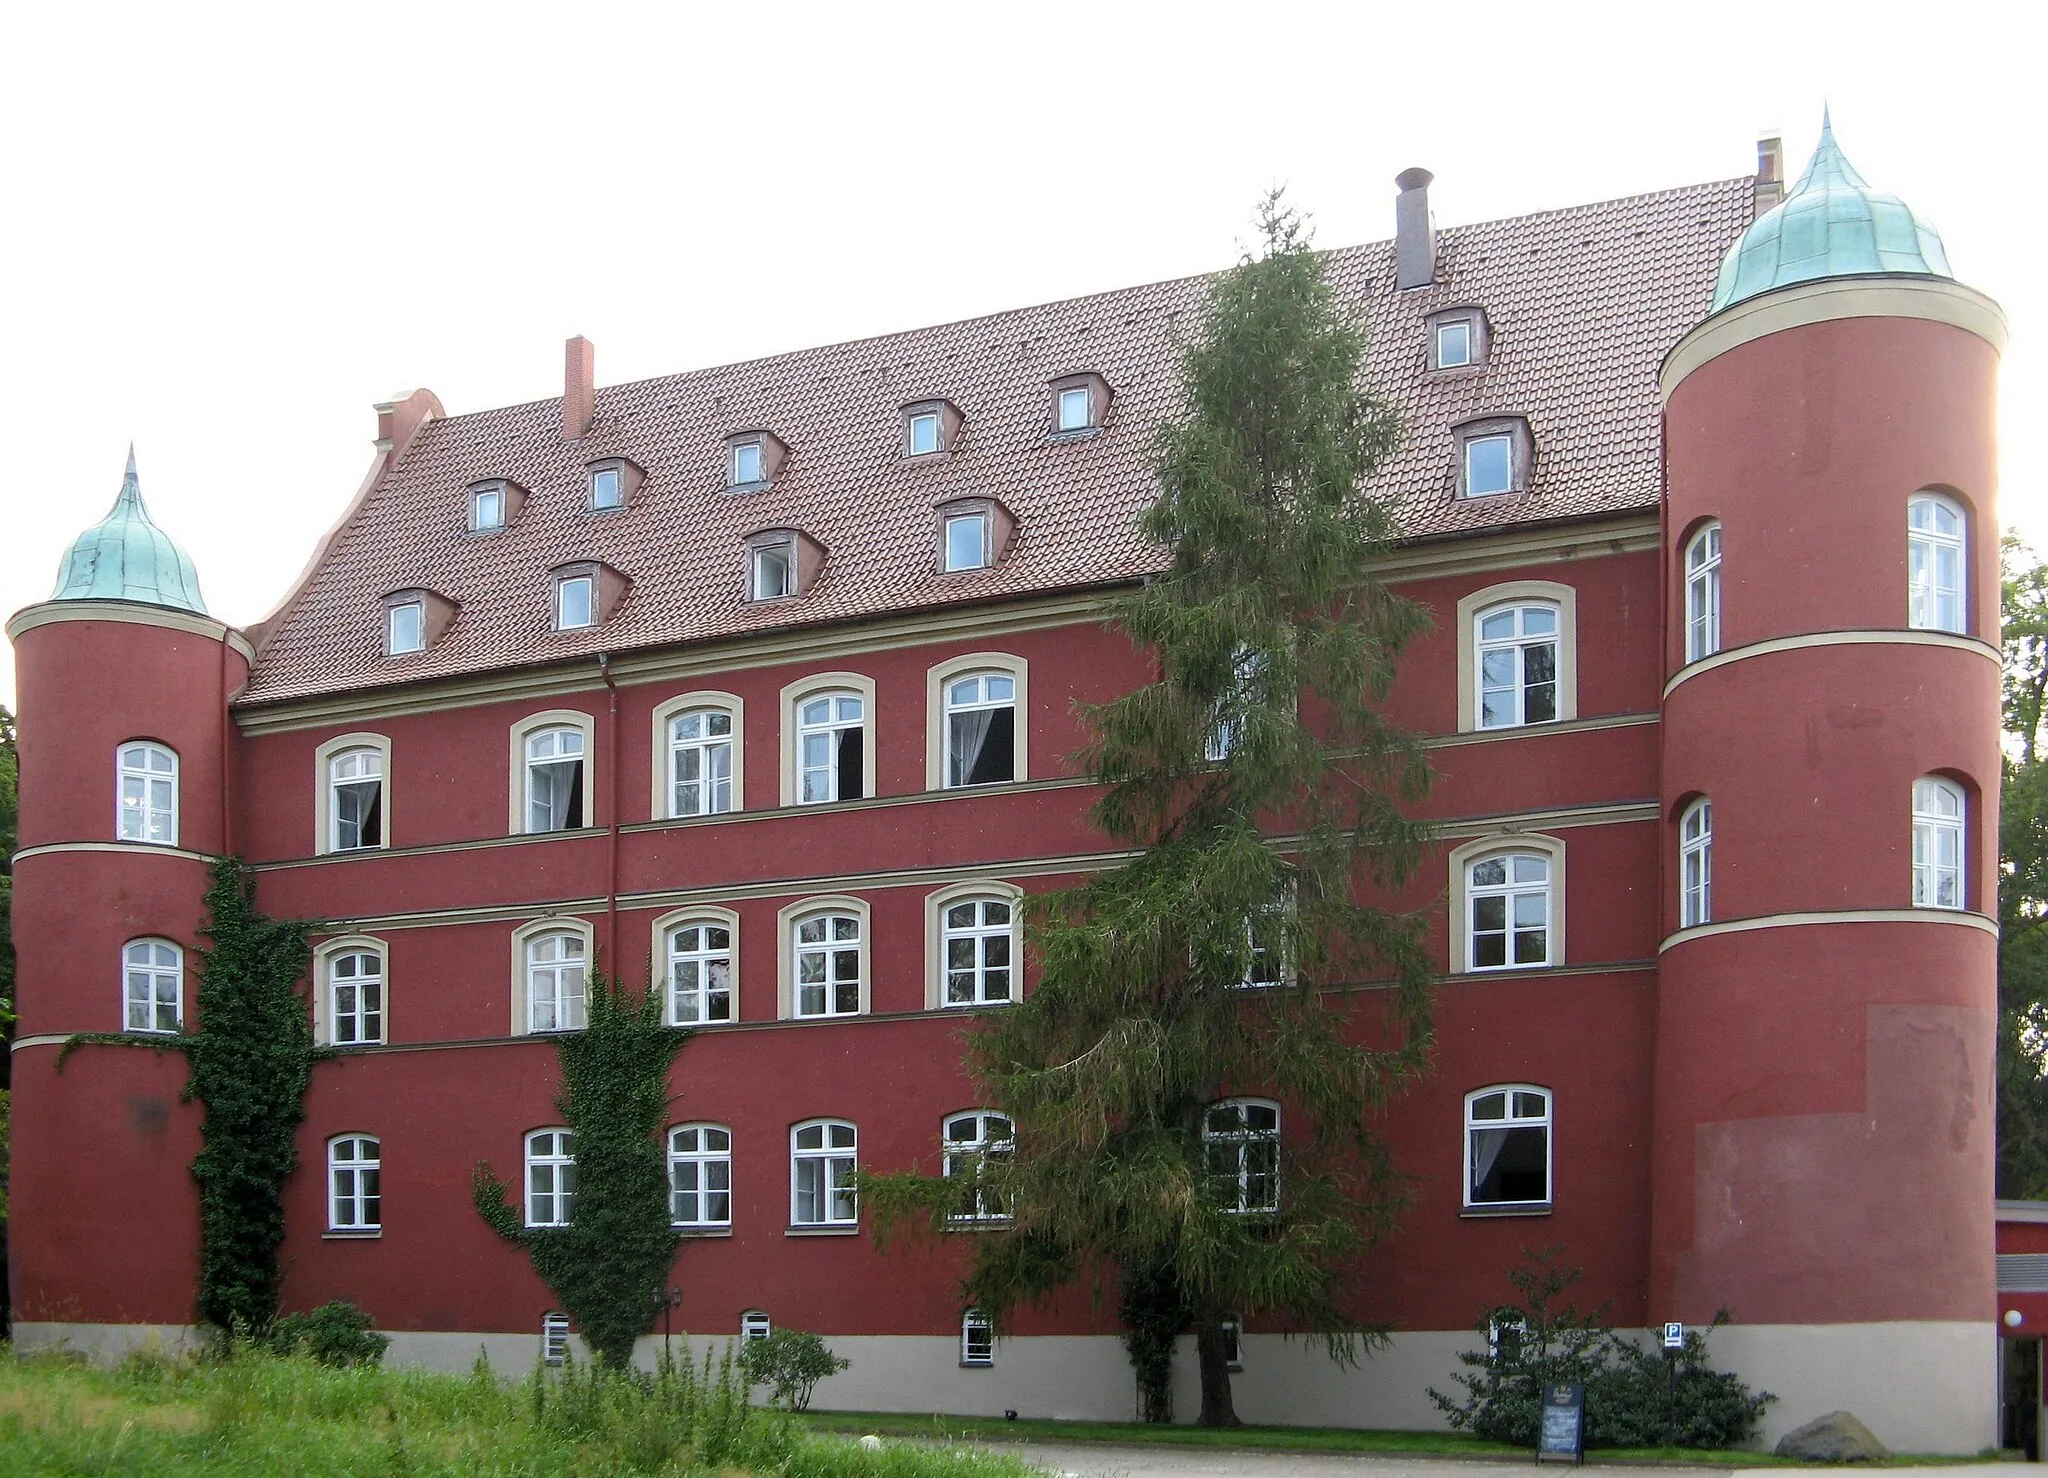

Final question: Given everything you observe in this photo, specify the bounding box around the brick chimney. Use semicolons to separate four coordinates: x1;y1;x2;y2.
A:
1754;134;1785;218
1394;168;1435;290
563;335;595;439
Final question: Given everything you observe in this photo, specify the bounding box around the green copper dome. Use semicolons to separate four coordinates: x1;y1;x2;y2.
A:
1710;113;1952;314
51;450;208;613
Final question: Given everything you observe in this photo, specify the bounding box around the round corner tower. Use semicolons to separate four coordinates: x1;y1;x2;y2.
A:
1651;120;2005;1451
5;452;247;1342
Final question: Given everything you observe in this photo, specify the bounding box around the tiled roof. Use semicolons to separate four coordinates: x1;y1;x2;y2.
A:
239;177;1755;707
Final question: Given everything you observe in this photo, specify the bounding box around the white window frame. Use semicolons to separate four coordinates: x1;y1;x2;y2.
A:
779;674;878;806
654;906;740;1026
944;513;989;571
1454;582;1578;734
387;599;426;656
471;482;506;531
750;539;795;600
943;1110;1013;1223
116;740;179;846
1908;492;1968;634
651;692;745;821
1473;602;1561;730
511;918;595;1036
542;1312;572;1366
326;745;386;853
925;654;1029;791
940;670;1019;789
1463;434;1515;497
328;1134;382;1232
1435;318;1473;369
1911;775;1967;911
780;898;869;1020
961;1309;995;1366
1463;1085;1552;1212
741;1310;772;1341
790;1118;858;1228
1055;385;1092;432
731;439;767;488
1204;1098;1281;1214
508;710;596;836
669;1123;733;1230
525;1129;576;1227
1464;851;1554;972
932;888;1020;1009
1447;834;1566;975
314;732;392;855
1684;522;1722;663
1679;798;1712;929
315;935;389;1048
122;937;183;1034
589;465;623;510
555;574;597;631
908;410;942;457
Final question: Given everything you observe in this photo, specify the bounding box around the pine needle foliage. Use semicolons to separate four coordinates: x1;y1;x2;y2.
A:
474;968;688;1367
867;195;1436;1426
187;858;319;1333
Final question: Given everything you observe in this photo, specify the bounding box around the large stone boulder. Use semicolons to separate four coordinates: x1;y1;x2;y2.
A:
1773;1411;1893;1463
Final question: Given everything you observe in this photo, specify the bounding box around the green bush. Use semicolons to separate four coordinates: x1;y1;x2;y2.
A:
741;1328;851;1412
1429;1248;1772;1450
265;1300;391;1368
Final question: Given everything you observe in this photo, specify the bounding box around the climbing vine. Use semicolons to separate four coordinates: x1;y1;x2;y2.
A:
1118;1260;1192;1423
474;968;687;1367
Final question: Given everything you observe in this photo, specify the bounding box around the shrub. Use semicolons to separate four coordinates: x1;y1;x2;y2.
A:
741;1328;850;1411
265;1300;391;1367
1587;1313;1775;1448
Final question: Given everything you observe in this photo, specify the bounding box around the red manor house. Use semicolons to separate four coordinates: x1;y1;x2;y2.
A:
6;125;2008;1451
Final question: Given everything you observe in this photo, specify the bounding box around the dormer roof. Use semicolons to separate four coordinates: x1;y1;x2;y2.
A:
52;450;207;614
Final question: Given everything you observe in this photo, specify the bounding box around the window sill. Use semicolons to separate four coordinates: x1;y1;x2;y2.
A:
960;1360;994;1369
945;1217;1013;1232
1460;1203;1552;1218
323;1228;382;1240
1046;427;1102;443
675;1226;733;1238
785;1225;861;1237
725;479;773;495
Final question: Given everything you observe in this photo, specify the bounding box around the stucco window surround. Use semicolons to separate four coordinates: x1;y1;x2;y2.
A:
934;496;1018;574
510;916;596;1036
777;895;872;1020
122;937;184;1034
925;652;1029;790
313;934;390;1047
650;691;744;821
1426;307;1490;372
313;732;392;856
508;710;598;836
116;739;179;846
585;456;644;513
467;477;527;533
1454;581;1579;734
382;587;458;658
652;904;742;1026
1907;489;1970;635
925;879;1025;1010
902;398;964;458
1452;416;1533;499
744;527;827;603
1048;371;1113;436
1463;1084;1552;1215
1446;833;1566;975
779;672;879;807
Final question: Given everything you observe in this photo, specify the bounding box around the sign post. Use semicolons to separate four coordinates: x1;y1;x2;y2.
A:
1662;1322;1685;1430
1536;1383;1586;1464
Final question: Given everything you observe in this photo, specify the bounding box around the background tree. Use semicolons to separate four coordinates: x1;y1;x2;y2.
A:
2000;538;2048;1196
1;705;16;1339
870;195;1435;1426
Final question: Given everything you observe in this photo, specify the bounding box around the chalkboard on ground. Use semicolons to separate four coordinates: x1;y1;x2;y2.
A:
1536;1382;1585;1464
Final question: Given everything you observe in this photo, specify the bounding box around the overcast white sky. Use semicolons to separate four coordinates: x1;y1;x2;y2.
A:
0;1;2034;708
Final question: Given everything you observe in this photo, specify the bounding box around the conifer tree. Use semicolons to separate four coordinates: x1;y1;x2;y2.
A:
871;196;1435;1425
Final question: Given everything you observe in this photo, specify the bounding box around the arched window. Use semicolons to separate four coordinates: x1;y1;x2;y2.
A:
941;897;1014;1006
1203;1099;1280;1213
1464;1086;1551;1209
1684;523;1722;662
1679;799;1713;928
942;1110;1013;1222
1911;776;1966;910
791;1119;858;1226
943;672;1017;787
123;939;182;1033
1474;604;1559;729
792;911;863;1018
1907;493;1967;634
328;947;386;1046
525;726;587;832
328;747;385;851
668;1124;733;1229
667;919;734;1025
796;691;865;803
526;930;588;1032
525;1129;576;1227
1466;852;1552;969
116;742;178;845
328;1135;382;1231
669;708;735;817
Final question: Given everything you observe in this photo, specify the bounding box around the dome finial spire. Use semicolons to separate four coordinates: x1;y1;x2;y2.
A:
49;450;208;613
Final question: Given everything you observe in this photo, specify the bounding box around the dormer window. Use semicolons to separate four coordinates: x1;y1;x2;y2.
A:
743;528;823;602
909;412;941;456
726;432;788;491
901;399;963;458
557;575;595;629
946;514;987;571
467;478;525;533
388;600;425;654
1049;373;1111;436
935;497;1016;574
1428;308;1490;372
732;442;764;486
1454;417;1533;499
590;466;621;510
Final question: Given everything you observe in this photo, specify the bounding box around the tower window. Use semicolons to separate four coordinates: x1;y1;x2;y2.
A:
1907;492;1967;634
1679;798;1712;928
1685;523;1723;662
1911;776;1966;910
123;938;183;1034
117;741;179;846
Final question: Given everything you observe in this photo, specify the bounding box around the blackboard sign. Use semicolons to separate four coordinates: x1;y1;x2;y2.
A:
1536;1383;1585;1464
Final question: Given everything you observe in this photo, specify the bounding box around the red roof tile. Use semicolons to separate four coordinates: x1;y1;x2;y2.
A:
239;177;1755;707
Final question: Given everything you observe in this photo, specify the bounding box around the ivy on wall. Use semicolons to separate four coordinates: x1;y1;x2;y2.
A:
473;969;687;1367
